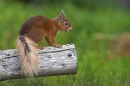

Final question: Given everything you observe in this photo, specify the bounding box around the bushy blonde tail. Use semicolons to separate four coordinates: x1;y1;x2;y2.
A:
16;35;38;77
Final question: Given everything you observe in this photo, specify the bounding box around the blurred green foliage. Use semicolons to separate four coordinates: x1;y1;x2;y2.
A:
0;0;130;86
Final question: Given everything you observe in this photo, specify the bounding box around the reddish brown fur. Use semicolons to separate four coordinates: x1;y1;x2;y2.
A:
19;13;72;48
16;12;72;77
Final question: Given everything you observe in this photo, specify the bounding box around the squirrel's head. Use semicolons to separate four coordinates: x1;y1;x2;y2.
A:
55;10;72;32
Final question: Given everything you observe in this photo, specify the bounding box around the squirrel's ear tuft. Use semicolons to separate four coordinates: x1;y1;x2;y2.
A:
56;10;66;22
59;10;65;19
61;9;64;14
61;9;65;16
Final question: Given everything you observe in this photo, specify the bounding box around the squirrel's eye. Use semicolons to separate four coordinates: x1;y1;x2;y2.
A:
64;21;68;26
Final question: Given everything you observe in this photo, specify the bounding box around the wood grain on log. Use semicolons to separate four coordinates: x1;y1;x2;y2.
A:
0;44;77;81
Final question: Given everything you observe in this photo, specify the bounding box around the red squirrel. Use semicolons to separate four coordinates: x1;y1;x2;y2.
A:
16;10;72;77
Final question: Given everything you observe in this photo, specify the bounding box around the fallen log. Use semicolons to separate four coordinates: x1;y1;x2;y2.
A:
0;44;77;81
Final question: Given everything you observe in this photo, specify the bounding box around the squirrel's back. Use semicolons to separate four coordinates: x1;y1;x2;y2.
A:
19;16;51;34
19;16;53;43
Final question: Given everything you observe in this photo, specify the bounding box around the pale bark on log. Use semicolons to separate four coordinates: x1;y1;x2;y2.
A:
0;44;77;81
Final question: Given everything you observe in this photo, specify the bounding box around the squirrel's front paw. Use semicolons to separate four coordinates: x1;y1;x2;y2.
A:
55;44;62;48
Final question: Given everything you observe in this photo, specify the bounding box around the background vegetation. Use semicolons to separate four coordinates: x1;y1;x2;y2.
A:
0;0;130;86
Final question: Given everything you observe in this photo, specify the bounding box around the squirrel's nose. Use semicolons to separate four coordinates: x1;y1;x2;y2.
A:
69;27;72;31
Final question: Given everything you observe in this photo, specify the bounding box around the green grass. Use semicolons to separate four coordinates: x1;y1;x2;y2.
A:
0;1;130;86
